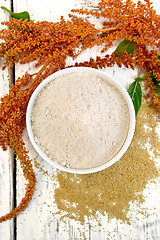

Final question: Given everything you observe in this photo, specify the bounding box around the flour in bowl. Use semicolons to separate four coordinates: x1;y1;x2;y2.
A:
31;71;129;169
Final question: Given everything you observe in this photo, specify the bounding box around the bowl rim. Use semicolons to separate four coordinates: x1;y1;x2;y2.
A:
26;66;135;174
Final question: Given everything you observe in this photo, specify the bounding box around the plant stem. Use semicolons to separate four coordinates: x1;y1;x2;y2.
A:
97;25;123;33
138;68;142;78
27;60;51;91
1;6;12;14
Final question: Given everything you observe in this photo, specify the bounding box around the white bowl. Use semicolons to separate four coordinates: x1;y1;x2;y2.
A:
26;67;135;174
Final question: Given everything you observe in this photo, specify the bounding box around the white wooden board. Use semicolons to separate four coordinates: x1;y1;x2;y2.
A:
0;0;160;239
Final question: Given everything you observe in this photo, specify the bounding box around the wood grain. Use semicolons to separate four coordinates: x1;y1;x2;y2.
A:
0;0;160;239
15;0;160;239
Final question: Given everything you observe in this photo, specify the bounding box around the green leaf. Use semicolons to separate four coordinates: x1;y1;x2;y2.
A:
150;73;160;88
114;39;136;59
134;77;145;82
127;41;136;54
128;80;142;116
149;56;160;94
114;39;130;59
1;6;30;21
150;72;160;95
114;40;130;53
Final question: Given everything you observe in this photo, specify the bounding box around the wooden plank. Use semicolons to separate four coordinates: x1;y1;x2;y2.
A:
13;1;81;239
12;0;160;239
0;0;14;239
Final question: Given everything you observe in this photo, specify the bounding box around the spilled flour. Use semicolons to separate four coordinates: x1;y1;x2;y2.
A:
33;99;160;226
52;100;160;224
31;71;129;169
